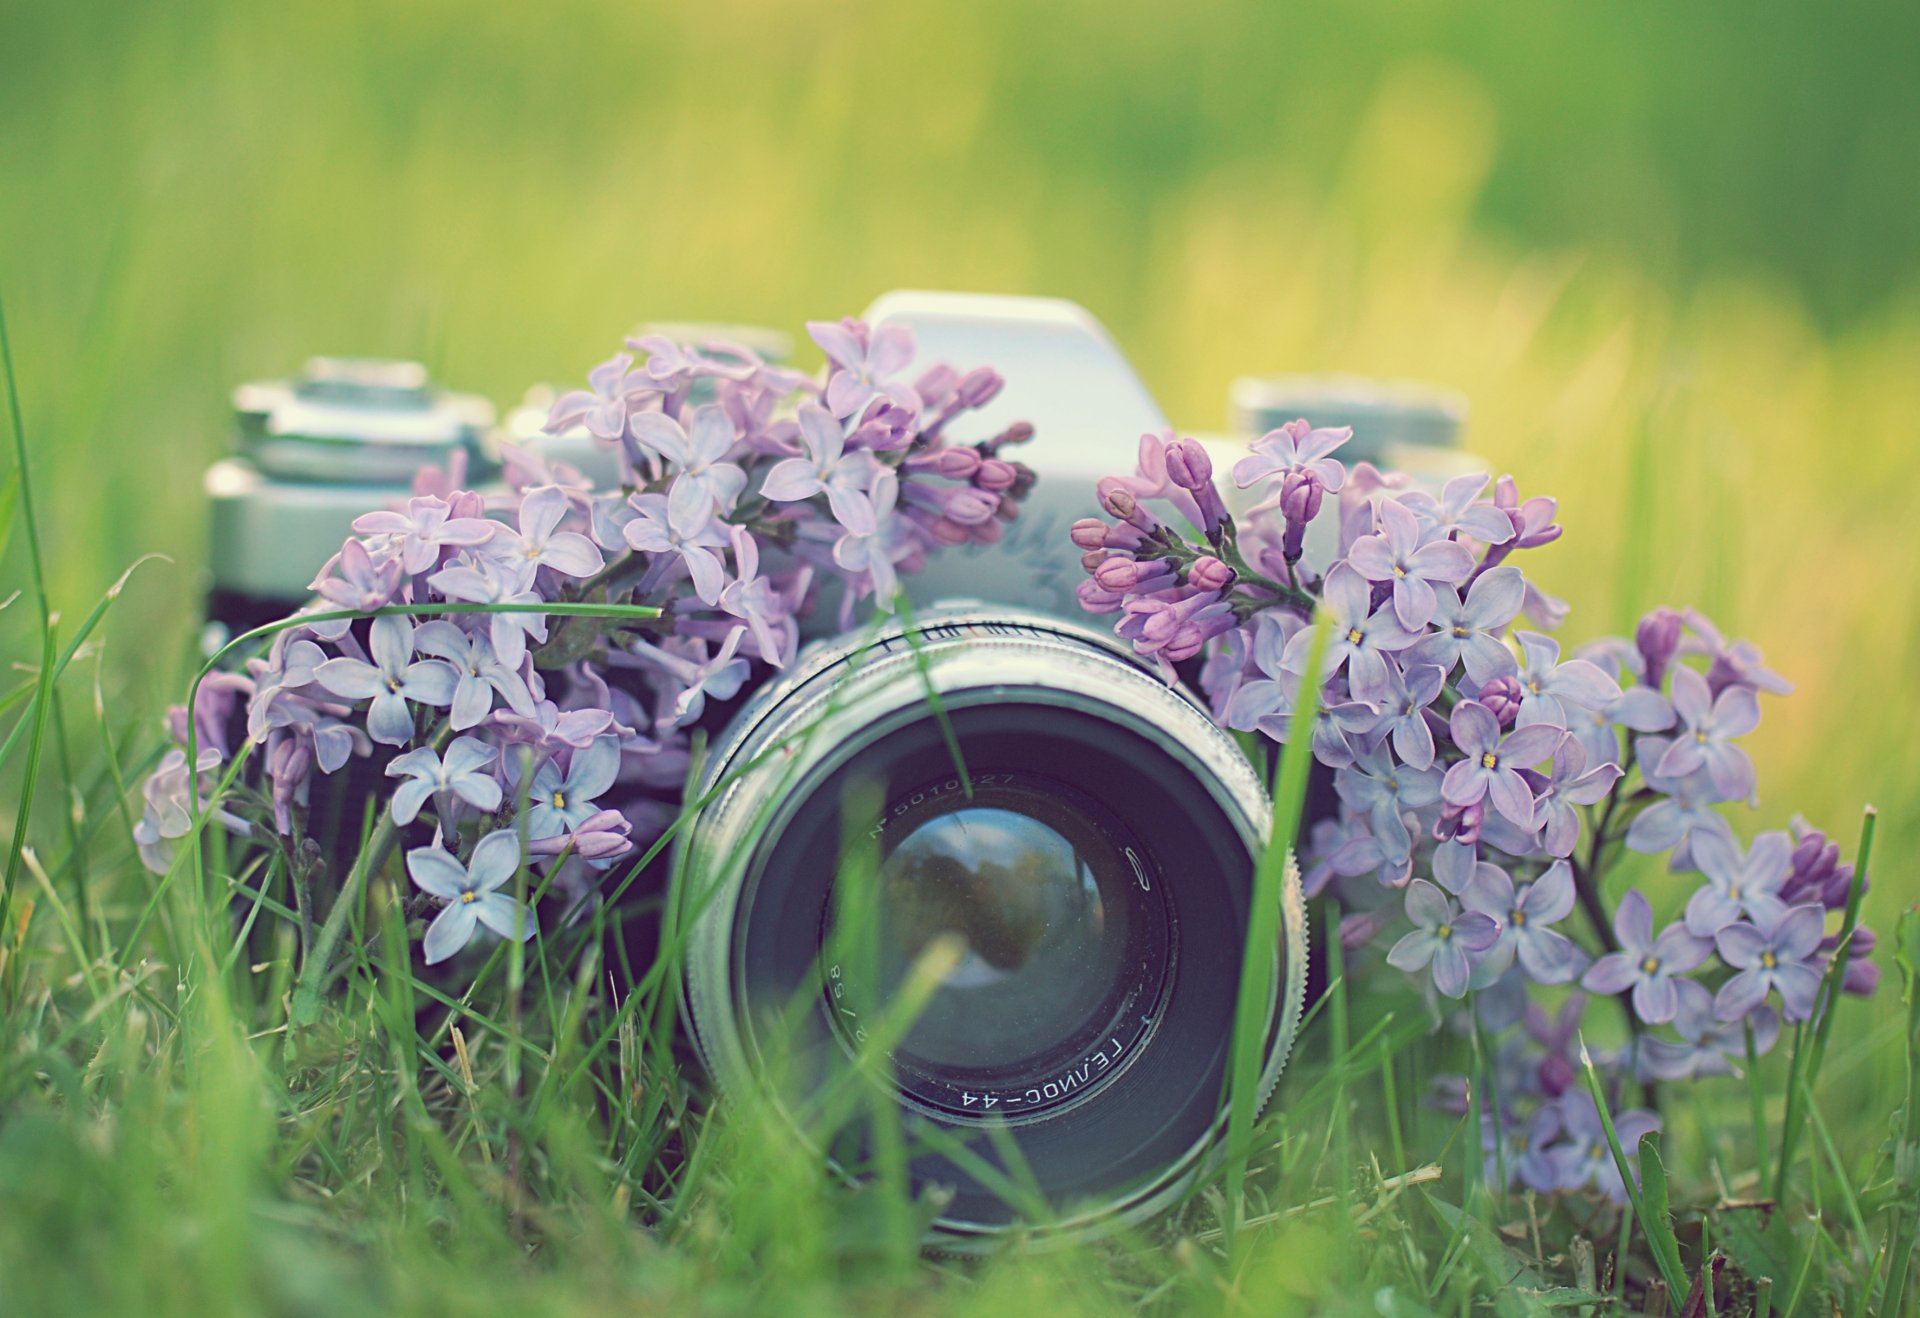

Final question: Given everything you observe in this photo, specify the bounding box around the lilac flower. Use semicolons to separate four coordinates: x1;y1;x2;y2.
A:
1231;419;1350;496
385;736;502;825
1384;878;1499;999
527;808;634;867
760;403;881;533
1581;890;1711;1024
1512;631;1622;730
315;615;458;745
490;699;617;756
1714;904;1827;1022
1655;665;1760;800
1440;700;1564;832
1097;432;1209;532
1638;979;1779;1082
1346;498;1476;629
1281;563;1418;701
546;352;645;441
523;735;622;840
1781;820;1857;909
407;831;534;964
1461;859;1582;986
1524;995;1587;1098
310;538;405;612
1514;1103;1569;1194
833;469;915;609
487;485;605;580
1405;566;1524;685
1533;739;1624;858
718;526;791;667
1554;1092;1659;1203
627;628;751;728
627;405;749;531
1224;633;1380;771
409;621;536;731
1565;681;1674;775
621;491;731;605
1623;734;1738;858
353;495;496;575
427;557;549;670
1334;743;1443;864
1635;608;1685;689
1365;660;1446;769
1399;472;1515;546
133;748;254;874
1685;829;1791;937
808;319;920;419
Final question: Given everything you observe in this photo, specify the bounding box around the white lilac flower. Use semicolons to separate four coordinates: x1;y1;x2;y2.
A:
1384;877;1498;999
1684;829;1791;938
1404;566;1525;685
1460;859;1582;986
1440;700;1564;833
1512;631;1622;730
621;491;730;605
352;495;497;575
627;405;749;531
759;403;882;533
1580;890;1710;1024
1398;472;1516;546
427;556;549;670
1713;904;1827;1022
385;736;502;826
1280;562;1418;703
808;318;920;419
1655;665;1761;801
486;484;605;580
407;830;534;964
1532;739;1624;858
1345;497;1476;630
1623;733;1738;859
410;621;536;732
314;615;459;746
523;735;622;841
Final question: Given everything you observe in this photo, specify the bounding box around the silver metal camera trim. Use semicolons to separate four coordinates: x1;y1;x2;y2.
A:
674;604;1310;1249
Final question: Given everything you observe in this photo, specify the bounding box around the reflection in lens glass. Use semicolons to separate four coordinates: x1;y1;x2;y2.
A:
876;786;1132;1074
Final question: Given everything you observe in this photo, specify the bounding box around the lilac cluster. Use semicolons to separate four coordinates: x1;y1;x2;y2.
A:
1076;424;1877;1201
136;318;1033;969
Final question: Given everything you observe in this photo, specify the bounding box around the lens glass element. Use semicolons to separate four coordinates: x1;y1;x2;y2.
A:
830;772;1173;1120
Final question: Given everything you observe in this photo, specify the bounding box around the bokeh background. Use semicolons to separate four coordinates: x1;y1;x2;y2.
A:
4;0;1917;914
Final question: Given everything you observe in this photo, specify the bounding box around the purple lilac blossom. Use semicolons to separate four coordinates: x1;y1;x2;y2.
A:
809;318;920;419
1581;890;1711;1024
1440;700;1564;833
386;737;502;826
626;405;749;531
486;484;606;580
522;736;622;841
1460;859;1582;986
1281;562;1418;701
1684;829;1791;937
1404;566;1525;685
620;492;730;605
352;495;496;576
1532;739;1624;858
1384;878;1498;999
314;615;458;746
760;403;882;533
1623;734;1738;858
1656;665;1761;800
1346;498;1476;630
408;831;535;964
1511;631;1622;730
1714;904;1827;1022
411;621;536;731
427;556;549;670
1398;472;1515;546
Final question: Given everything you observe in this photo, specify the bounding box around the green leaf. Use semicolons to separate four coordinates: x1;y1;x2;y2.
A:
1715;1204;1793;1293
1423;1194;1554;1317
1638;1132;1689;1300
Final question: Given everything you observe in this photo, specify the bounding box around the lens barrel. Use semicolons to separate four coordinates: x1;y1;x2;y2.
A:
674;606;1307;1248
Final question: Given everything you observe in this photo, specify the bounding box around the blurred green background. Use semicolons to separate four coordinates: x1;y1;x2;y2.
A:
4;0;1916;907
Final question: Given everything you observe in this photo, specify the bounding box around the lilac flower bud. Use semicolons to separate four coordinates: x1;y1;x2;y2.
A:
973;458;1020;491
1434;799;1485;846
1164;438;1214;492
1477;675;1525;728
1080;549;1110;573
913;363;960;410
1339;908;1390;950
1783;827;1856;908
954;366;1004;408
1096;555;1175;593
1099;485;1140;521
1635;608;1684;688
1537;1052;1577;1099
1188;556;1236;592
909;446;981;479
1070;517;1110;550
1075;577;1126;615
1280;469;1325;526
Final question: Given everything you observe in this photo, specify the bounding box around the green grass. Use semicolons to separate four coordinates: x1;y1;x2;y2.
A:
4;2;1920;1313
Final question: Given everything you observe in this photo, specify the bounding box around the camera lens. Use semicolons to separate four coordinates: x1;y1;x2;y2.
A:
676;608;1306;1248
841;772;1174;1119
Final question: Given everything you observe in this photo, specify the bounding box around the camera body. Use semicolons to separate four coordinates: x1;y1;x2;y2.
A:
201;292;1470;1246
